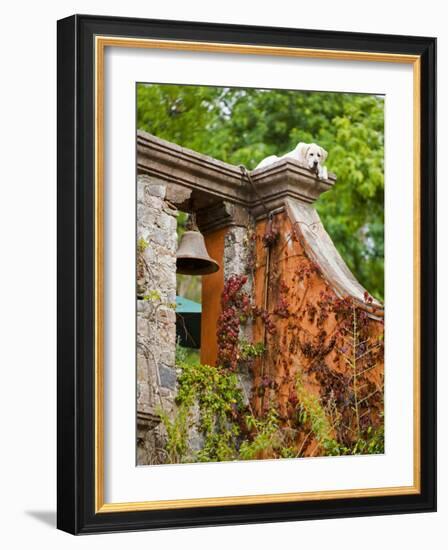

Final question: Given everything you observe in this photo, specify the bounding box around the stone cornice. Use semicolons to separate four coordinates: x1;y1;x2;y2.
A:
250;160;335;218
137;130;248;206
137;130;336;219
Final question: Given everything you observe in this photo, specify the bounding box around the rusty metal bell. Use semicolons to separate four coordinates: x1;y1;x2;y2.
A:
176;214;220;276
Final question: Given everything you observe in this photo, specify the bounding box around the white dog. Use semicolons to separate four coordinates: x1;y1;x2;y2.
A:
256;142;328;179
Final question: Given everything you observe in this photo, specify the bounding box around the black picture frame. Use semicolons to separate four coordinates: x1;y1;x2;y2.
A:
57;14;436;534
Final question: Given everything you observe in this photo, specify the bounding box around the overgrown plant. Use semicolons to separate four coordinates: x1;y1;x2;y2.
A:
239;339;265;361
157;403;192;464
160;359;305;463
239;408;284;460
294;293;385;455
295;372;340;456
168;361;243;462
161;246;384;462
216;274;252;370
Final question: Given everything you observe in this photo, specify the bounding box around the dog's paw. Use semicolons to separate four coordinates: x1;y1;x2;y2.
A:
319;166;328;180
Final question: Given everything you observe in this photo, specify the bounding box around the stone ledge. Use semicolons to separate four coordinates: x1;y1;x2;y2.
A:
196;202;251;234
251;158;335;216
137;130;336;217
137;409;161;430
137;130;248;207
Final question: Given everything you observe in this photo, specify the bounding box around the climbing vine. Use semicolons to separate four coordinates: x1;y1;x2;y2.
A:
160;359;295;463
160;216;384;463
216;274;252;370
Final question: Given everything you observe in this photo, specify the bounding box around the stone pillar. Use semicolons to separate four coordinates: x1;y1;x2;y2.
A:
199;202;255;400
224;225;255;402
136;174;177;465
199;202;255;366
224;225;254;333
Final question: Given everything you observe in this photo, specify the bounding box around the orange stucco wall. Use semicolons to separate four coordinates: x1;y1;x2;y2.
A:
250;211;384;455
200;228;227;366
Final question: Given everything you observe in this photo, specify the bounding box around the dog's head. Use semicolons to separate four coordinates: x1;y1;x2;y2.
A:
304;143;328;172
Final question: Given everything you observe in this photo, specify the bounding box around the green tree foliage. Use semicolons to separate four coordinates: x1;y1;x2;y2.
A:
138;85;384;299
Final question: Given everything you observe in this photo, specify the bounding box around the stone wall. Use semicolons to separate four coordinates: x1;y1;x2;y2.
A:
136;174;178;465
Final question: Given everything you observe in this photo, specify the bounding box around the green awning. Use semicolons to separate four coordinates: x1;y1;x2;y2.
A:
175;296;202;349
175;295;202;313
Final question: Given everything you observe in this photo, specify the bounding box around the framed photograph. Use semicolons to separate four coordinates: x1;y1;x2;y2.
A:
57;14;436;534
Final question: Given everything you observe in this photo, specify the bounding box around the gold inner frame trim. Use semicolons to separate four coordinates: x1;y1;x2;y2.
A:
94;35;421;513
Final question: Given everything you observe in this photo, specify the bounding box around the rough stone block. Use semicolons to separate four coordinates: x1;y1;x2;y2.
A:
158;364;177;390
165;183;192;205
146;184;166;199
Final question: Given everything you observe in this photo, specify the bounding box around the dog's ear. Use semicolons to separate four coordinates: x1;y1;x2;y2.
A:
295;142;308;162
319;146;328;162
